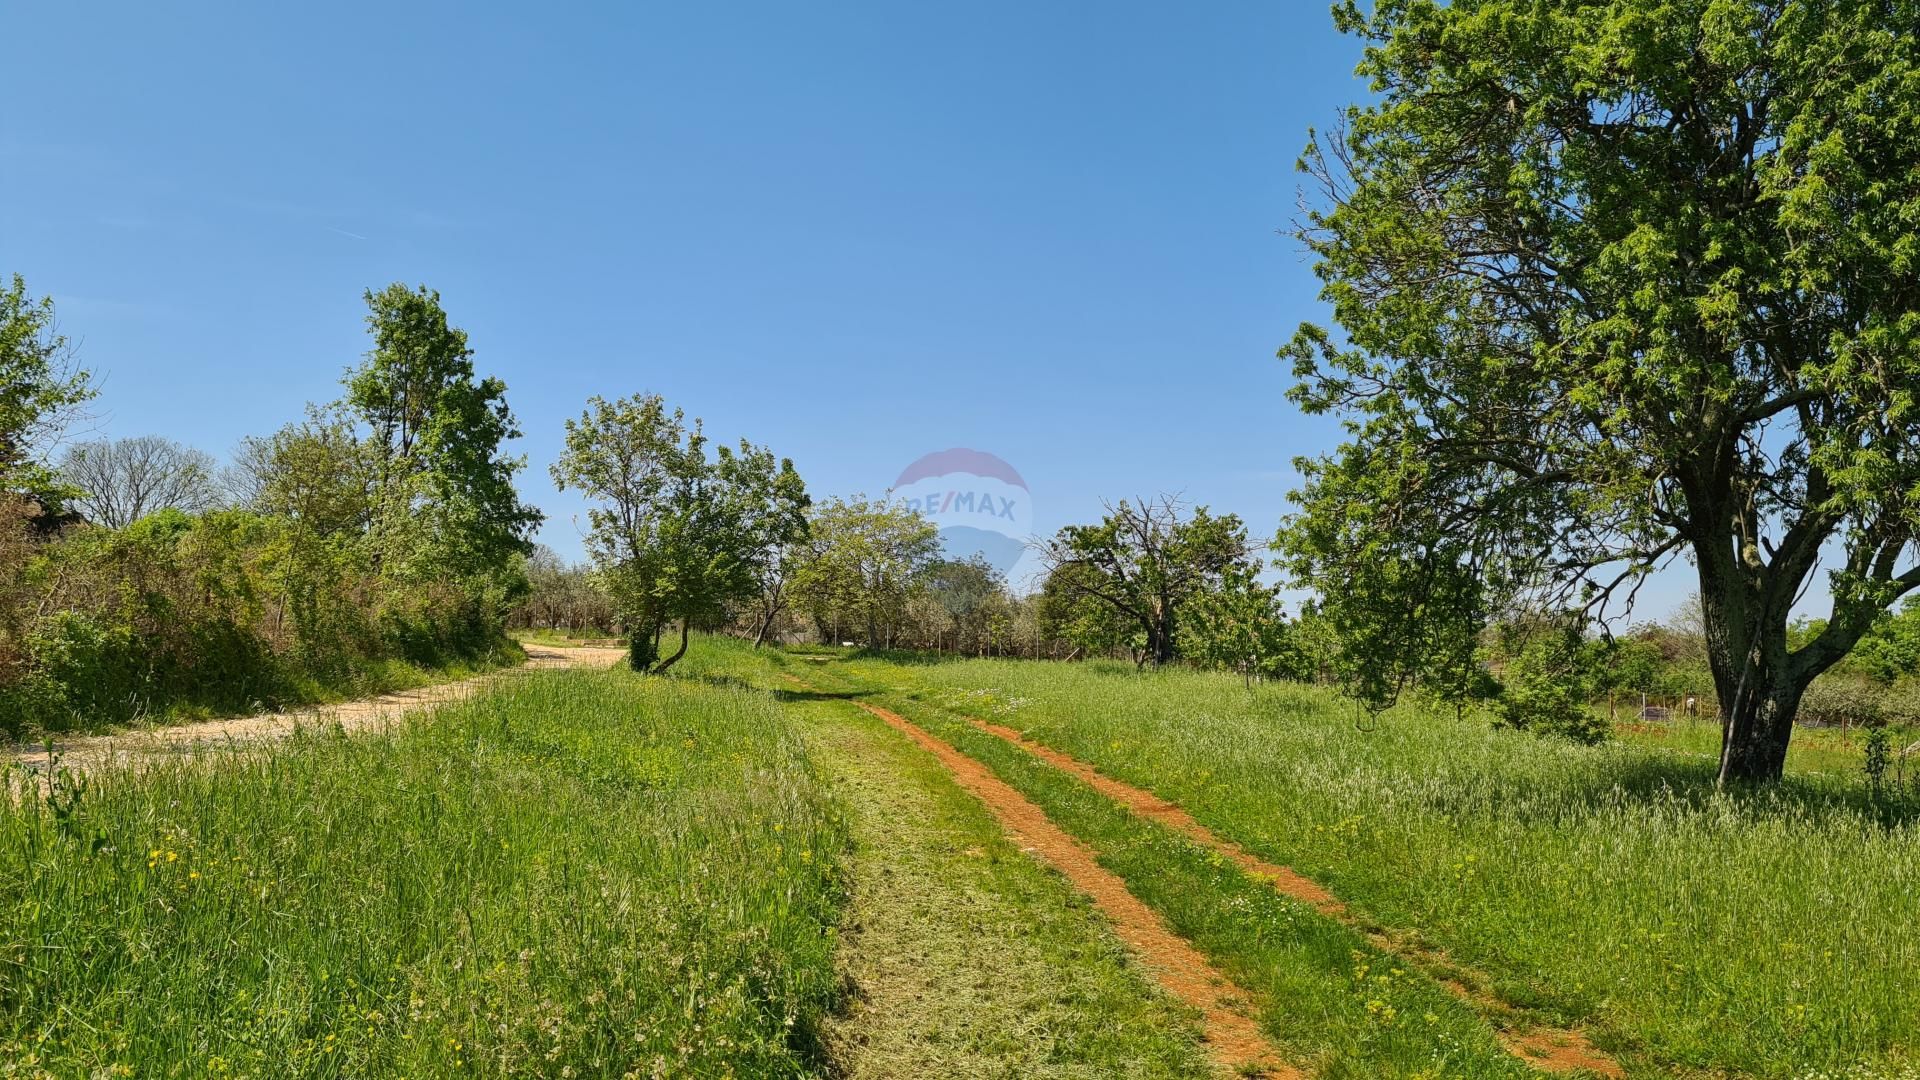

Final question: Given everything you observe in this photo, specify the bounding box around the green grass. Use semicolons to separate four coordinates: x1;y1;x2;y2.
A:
674;641;1216;1078
793;648;1920;1079
763;649;1537;1079
1611;712;1920;780
0;668;847;1078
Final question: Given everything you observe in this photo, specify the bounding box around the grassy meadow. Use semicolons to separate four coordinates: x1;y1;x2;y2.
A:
772;647;1920;1079
0;667;848;1078
13;633;1920;1078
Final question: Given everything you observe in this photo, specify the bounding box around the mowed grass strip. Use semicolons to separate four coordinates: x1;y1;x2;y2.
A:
0;668;848;1079
839;652;1920;1079
672;640;1219;1078
770;649;1536;1080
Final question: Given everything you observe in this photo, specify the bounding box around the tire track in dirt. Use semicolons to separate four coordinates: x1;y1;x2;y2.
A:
9;643;628;781
782;676;1297;1079
964;715;1624;1078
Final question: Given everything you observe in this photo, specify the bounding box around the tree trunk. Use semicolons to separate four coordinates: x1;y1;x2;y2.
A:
1717;677;1806;784
654;620;692;674
628;620;661;671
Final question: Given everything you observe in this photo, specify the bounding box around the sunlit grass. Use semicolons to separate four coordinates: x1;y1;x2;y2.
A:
0;668;847;1078
1611;712;1920;780
821;650;1920;1079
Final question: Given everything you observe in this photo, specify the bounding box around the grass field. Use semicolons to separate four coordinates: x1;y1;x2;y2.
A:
760;646;1920;1079
1611;712;1920;781
0;669;847;1078
13;635;1919;1078
673;644;1216;1078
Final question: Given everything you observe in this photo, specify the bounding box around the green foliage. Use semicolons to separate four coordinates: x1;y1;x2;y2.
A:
918;554;1007;653
1037;559;1142;660
1043;497;1254;667
0;282;534;738
1847;598;1920;684
347;284;541;590
552;394;809;672
1180;560;1302;683
787;495;940;648
0;667;849;1077
0;274;94;507
1280;1;1920;782
1492;623;1609;745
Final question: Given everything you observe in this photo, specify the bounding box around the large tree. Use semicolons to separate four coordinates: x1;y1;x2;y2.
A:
1280;0;1920;782
61;436;221;528
1041;497;1253;667
347;284;541;585
0;274;94;509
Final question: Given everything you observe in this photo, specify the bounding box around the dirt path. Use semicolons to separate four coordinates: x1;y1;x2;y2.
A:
781;686;1216;1078
781;677;1296;1078
964;715;1624;1078
10;643;627;778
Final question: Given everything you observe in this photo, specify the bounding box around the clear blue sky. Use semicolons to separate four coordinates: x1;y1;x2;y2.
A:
3;1;1714;620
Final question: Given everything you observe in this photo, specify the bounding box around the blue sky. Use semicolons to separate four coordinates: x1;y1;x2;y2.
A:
2;1;1713;621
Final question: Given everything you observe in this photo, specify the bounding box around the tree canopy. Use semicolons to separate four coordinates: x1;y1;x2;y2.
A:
552;393;809;671
0;274;94;509
1279;0;1920;782
348;284;541;586
1042;497;1254;667
789;496;940;648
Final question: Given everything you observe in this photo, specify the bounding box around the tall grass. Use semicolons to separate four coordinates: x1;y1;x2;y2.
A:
852;654;1920;1078
0;668;848;1078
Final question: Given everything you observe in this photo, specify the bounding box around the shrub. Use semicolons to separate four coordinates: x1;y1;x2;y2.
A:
1493;627;1609;744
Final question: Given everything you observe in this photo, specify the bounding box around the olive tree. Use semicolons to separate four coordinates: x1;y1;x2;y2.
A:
1280;0;1920;783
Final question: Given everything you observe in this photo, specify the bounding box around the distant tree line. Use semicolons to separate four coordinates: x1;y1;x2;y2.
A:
0;275;539;736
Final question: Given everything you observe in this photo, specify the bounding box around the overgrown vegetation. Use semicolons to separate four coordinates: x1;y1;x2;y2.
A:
1278;0;1920;784
831;648;1920;1078
0;280;538;737
0;667;849;1077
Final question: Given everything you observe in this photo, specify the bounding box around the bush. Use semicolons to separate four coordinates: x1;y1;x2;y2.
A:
1493;628;1609;744
0;505;520;736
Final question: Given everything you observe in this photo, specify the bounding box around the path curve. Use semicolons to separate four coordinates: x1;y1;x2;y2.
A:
10;643;627;778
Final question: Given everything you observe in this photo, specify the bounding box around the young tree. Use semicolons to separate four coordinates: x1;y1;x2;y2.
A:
553;394;807;671
228;408;378;538
1183;561;1299;686
346;284;541;585
1281;2;1920;782
1042;497;1252;667
0;274;94;507
60;436;221;528
720;441;810;648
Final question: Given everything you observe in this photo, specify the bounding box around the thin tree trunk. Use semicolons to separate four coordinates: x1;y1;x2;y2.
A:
654;620;693;674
